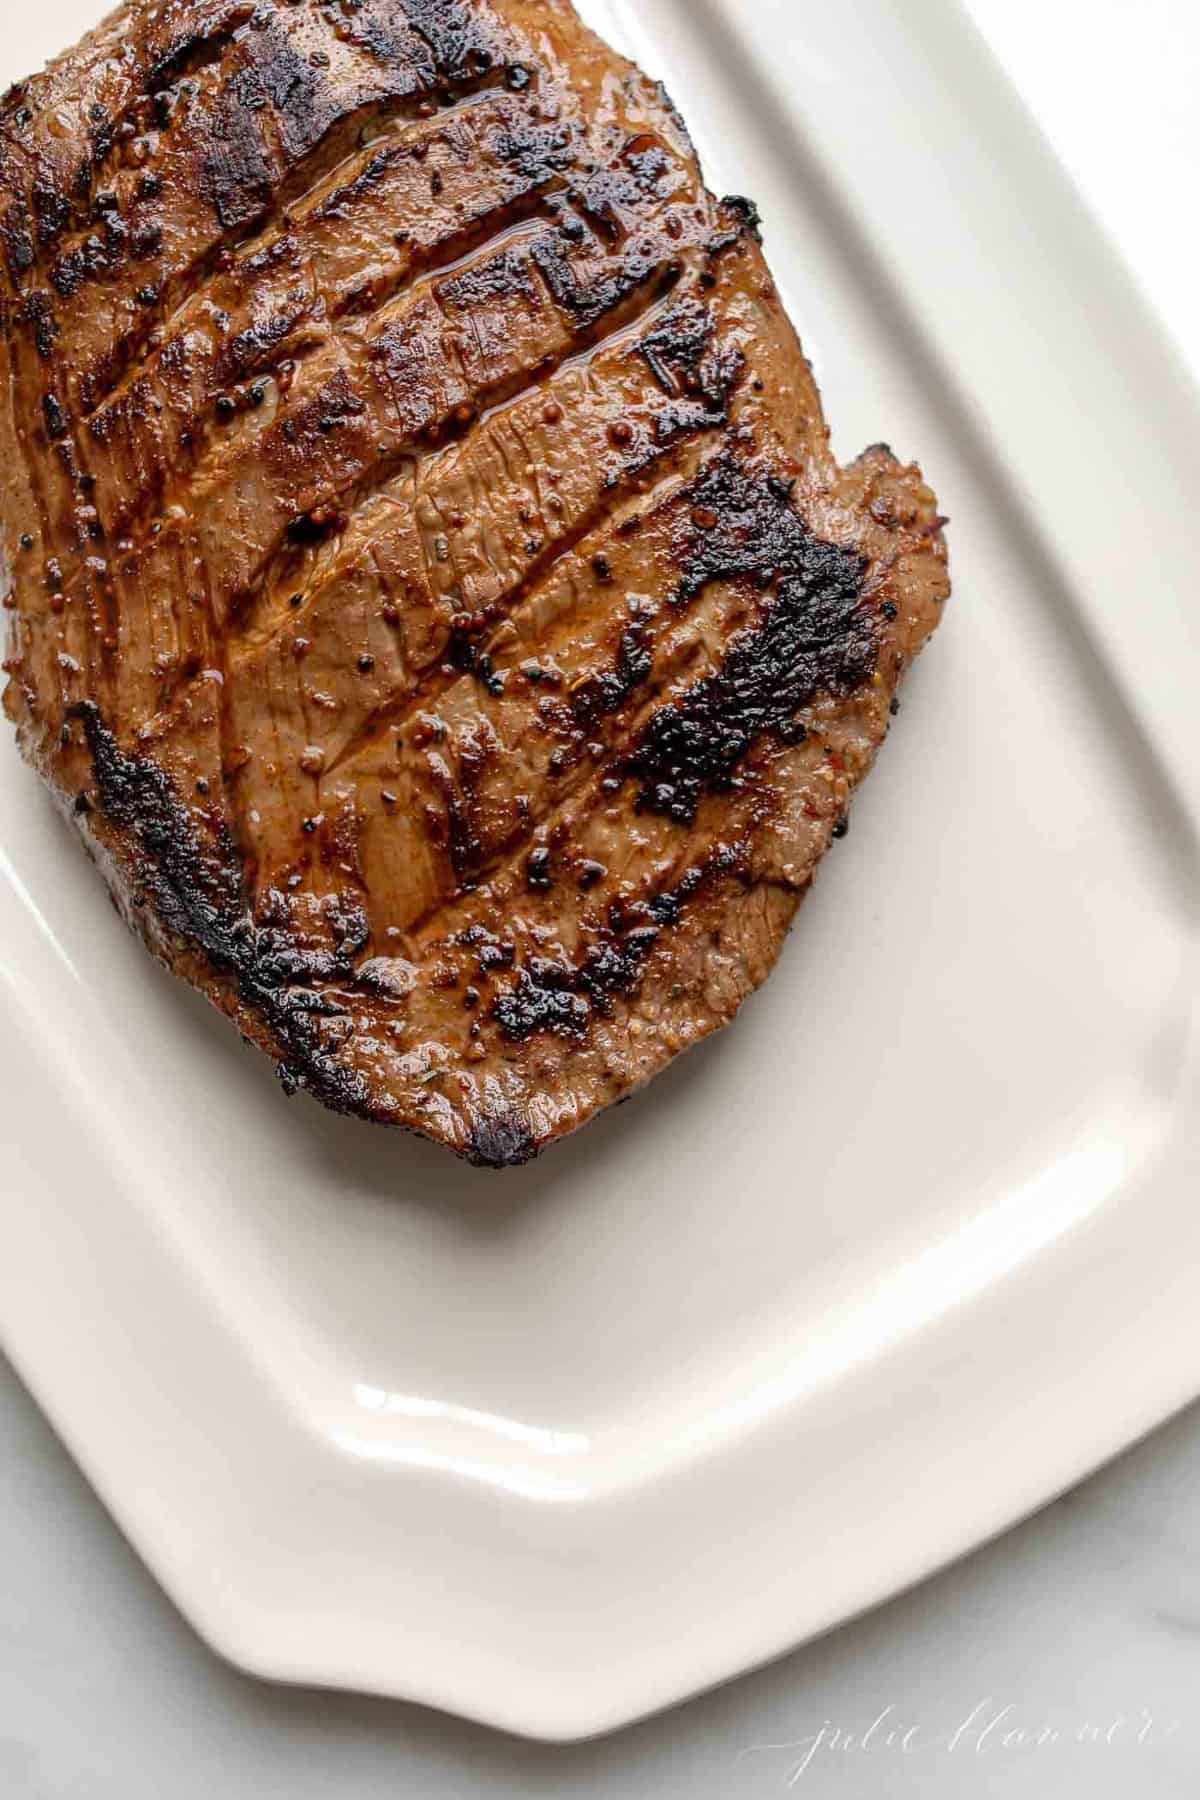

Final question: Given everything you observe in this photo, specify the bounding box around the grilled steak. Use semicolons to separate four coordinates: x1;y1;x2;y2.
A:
1;0;949;1167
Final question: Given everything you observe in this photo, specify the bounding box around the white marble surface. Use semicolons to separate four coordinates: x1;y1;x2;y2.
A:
4;2;1200;1793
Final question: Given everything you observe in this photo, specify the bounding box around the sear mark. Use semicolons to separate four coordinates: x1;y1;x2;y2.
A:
395;0;508;85
492;846;745;1042
636;295;744;447
71;703;383;1119
639;296;719;394
568;621;653;725
620;457;872;823
465;1106;537;1168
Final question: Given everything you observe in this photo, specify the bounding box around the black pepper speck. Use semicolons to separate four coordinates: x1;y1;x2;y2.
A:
526;848;553;890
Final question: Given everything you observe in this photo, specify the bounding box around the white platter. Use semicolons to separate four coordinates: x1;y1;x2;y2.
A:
3;0;1199;1744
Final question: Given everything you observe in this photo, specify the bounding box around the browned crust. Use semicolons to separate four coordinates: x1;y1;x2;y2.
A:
1;0;950;1167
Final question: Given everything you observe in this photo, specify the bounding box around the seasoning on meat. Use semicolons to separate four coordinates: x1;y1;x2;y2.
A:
1;0;950;1166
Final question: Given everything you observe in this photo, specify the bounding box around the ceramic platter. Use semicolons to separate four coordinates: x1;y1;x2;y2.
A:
2;0;1198;1742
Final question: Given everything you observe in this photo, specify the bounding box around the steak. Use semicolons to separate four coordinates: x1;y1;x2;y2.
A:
0;0;950;1167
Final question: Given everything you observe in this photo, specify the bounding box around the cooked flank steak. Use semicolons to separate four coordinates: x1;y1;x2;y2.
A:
0;0;949;1166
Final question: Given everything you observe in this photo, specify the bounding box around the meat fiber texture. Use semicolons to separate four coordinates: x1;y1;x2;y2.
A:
0;0;949;1166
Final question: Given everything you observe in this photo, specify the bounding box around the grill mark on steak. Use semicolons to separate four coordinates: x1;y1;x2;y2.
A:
84;124;577;532
70;699;380;1119
169;234;761;941
341;586;673;913
218;278;748;915
3;94;566;731
372;466;868;947
1;3;259;258
39;190;695;752
312;478;652;785
390;0;514;81
59;75;517;416
143;17;253;99
223;257;752;698
312;402;728;789
27;25;526;415
36;25;261;258
211;229;703;647
621;458;873;823
222;256;748;808
492;841;748;1042
175;151;715;567
13;113;720;735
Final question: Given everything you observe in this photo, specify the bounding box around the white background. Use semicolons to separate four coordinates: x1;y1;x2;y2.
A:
3;1;1200;1794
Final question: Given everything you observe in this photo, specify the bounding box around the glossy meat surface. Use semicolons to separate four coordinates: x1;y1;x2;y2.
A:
1;0;950;1164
